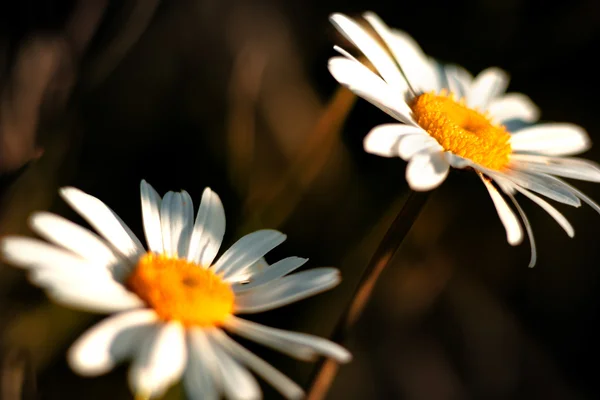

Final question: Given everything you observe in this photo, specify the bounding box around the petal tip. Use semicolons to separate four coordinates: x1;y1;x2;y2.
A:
27;212;47;232
59;186;78;198
507;233;524;246
337;348;353;364
329;13;347;23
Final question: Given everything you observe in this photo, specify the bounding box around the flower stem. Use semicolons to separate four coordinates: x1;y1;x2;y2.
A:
306;190;429;400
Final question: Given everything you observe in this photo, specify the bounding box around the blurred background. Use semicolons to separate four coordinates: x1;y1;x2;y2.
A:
1;0;600;399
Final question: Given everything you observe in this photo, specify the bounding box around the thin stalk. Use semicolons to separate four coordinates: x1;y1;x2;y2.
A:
306;190;429;400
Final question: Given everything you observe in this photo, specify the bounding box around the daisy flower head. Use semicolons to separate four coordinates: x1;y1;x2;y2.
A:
328;11;600;266
0;180;351;399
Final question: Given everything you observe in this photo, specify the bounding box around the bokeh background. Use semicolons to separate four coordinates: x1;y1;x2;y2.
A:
1;0;600;399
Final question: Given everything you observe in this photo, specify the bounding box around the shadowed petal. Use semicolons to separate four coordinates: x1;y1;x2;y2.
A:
213;230;286;279
187;187;226;267
510;154;600;182
363;12;439;93
467;67;509;110
68;310;158;376
234;268;340;313
129;322;187;399
405;150;450;191
363;124;426;158
225;316;351;363
140;180;164;254
488;93;540;124
211;329;304;400
329;13;407;90
184;328;222;400
328;56;415;125
60;187;144;262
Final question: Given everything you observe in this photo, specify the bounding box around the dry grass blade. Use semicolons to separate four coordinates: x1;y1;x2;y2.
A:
239;85;356;233
87;0;161;87
226;47;267;194
307;191;430;400
0;348;36;400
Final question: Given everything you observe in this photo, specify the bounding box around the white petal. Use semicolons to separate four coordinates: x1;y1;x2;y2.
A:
185;328;222;400
29;265;114;287
397;134;442;161
496;169;581;207
227;257;272;285
467;67;509;110
140;180;164;254
46;283;144;313
333;44;361;62
160;191;194;258
548;176;600;215
1;235;128;281
510;154;600;182
329;13;407;90
28;262;121;290
446;73;463;99
424;56;444;92
504;190;537;268
487;93;540;124
363;12;438;93
1;237;141;312
211;329;304;400
363;124;426;157
446;153;472;169
205;330;261;400
212;230;286;279
68;310;158;376
232;257;308;293
445;64;473;100
514;186;574;237
1;236;92;273
234;268;340;314
225;316;351;364
242;257;270;279
479;176;523;245
160;192;175;256
405;150;450;191
187;188;226;267
511;123;591;156
129;322;187;399
28;212;129;279
179;191;194;257
328;56;415;125
59;187;145;262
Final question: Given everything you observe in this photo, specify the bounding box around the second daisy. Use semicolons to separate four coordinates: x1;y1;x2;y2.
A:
328;11;600;266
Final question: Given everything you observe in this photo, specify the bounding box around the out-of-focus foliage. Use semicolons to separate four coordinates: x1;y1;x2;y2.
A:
1;0;600;399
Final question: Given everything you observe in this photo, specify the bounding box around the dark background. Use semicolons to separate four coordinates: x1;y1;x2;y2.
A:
1;0;600;399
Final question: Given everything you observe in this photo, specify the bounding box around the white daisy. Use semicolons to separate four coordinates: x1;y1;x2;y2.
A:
0;180;351;399
328;11;600;266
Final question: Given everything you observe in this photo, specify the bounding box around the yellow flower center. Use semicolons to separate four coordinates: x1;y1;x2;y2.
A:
409;91;512;171
126;253;235;327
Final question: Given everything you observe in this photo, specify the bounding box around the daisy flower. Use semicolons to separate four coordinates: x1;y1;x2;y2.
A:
328;11;600;266
0;180;351;399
